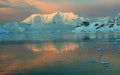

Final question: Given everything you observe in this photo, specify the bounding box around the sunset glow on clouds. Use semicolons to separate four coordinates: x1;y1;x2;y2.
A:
0;0;120;22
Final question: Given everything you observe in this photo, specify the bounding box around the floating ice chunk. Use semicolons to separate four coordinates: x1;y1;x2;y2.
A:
101;61;109;65
101;61;110;67
111;41;118;45
89;59;96;63
97;48;104;51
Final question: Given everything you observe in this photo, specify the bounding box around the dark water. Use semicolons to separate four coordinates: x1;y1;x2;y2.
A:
0;32;120;75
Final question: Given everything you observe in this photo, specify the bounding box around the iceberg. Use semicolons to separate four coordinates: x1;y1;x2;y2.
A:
89;59;96;63
100;61;110;67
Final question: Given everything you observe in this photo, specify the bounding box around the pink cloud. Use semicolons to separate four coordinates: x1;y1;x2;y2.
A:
0;0;120;22
0;8;13;14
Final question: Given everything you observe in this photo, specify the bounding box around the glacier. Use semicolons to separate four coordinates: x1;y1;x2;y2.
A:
0;28;11;34
0;12;120;34
0;23;11;34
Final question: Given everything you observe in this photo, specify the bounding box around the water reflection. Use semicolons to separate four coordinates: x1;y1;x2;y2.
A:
0;32;120;41
25;42;80;53
0;33;120;75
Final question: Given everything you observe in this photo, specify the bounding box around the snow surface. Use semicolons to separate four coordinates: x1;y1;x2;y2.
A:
23;12;78;25
72;23;120;33
72;13;120;33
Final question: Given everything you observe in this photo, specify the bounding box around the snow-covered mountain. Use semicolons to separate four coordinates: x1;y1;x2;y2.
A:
0;12;120;34
72;14;120;33
22;12;115;26
72;22;120;33
23;12;78;25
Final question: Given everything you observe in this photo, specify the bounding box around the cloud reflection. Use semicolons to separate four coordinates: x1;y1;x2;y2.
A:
25;42;79;52
0;41;120;75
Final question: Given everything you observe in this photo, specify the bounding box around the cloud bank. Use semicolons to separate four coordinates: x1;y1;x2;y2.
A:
0;0;120;22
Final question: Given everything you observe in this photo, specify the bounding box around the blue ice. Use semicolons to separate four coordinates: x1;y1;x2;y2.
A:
111;41;118;45
100;61;110;67
89;59;96;63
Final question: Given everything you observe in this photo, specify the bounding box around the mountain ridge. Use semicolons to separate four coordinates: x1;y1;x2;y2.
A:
0;12;120;34
23;12;78;25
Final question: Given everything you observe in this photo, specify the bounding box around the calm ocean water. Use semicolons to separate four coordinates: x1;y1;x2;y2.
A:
0;32;120;75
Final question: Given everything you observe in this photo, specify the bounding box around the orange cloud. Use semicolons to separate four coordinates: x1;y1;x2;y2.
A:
24;0;81;13
0;0;120;22
0;8;13;14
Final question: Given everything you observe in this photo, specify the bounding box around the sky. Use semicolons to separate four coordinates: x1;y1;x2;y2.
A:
0;0;120;22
